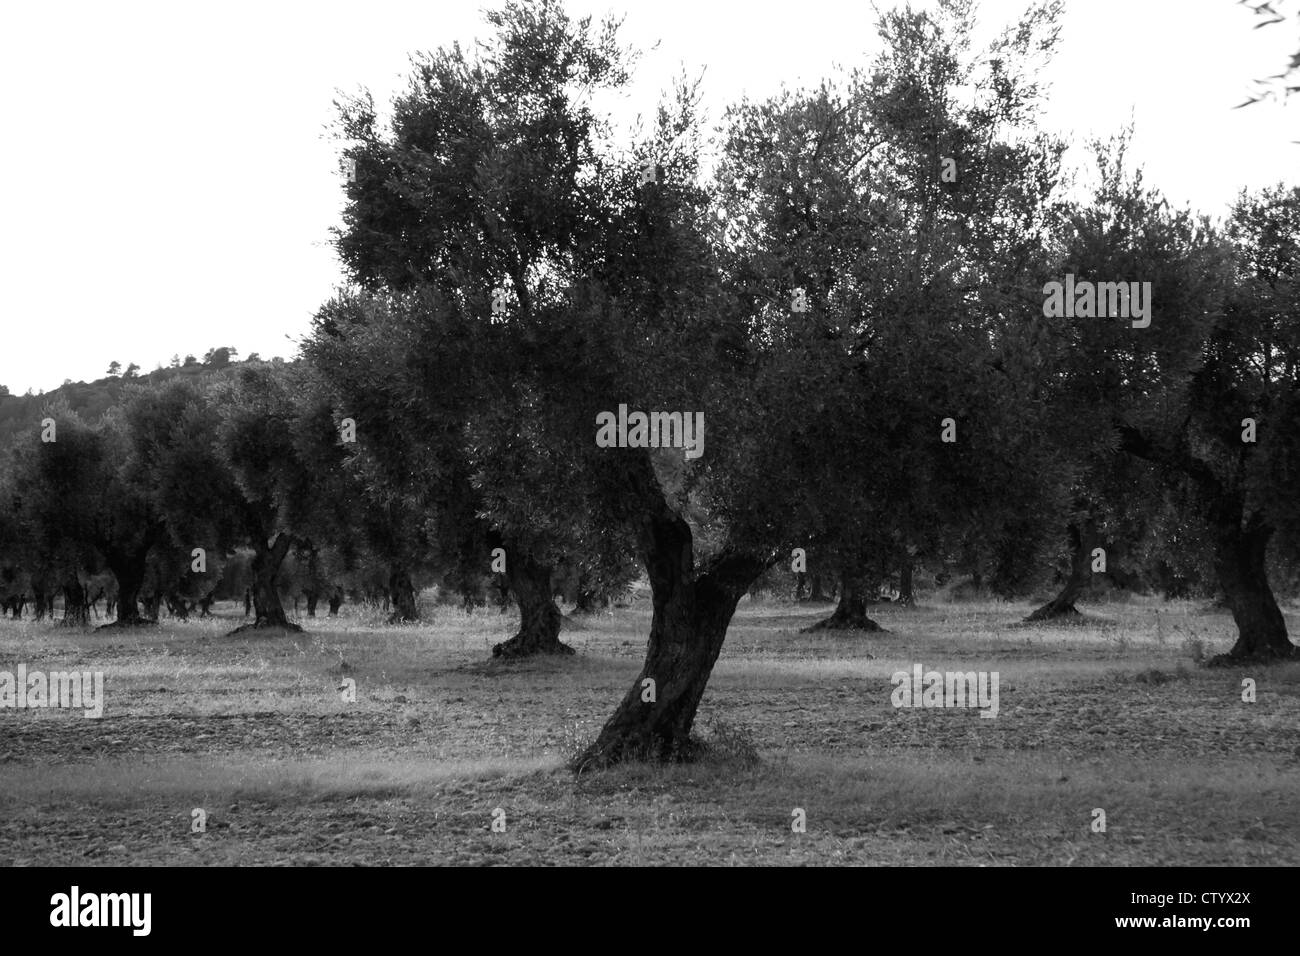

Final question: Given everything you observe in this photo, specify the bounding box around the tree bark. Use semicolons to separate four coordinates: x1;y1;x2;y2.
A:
227;533;302;634
387;568;419;623
1116;421;1297;662
100;541;157;629
573;487;771;770
897;556;916;608
59;579;90;628
492;550;570;657
1210;511;1297;664
1024;520;1097;622
103;529;161;627
302;548;321;618
803;571;885;632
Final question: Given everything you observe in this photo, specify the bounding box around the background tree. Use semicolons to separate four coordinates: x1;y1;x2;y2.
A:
121;379;247;626
1051;134;1299;661
209;363;334;633
316;0;643;655
715;0;1068;629
9;406;108;626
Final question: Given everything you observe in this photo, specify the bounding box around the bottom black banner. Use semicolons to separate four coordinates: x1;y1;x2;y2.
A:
0;865;1281;943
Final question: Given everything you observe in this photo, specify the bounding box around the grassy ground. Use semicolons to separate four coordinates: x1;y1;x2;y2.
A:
1;594;1297;866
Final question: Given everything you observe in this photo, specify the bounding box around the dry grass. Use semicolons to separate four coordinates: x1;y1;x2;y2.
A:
1;595;1297;865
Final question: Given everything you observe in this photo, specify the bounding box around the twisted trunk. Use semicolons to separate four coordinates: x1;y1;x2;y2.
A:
387;568;419;623
574;457;771;770
1025;519;1098;622
803;570;884;632
59;579;90;628
492;548;569;657
227;533;301;634
1117;421;1297;663
897;556;916;608
100;539;157;629
1210;510;1296;664
97;523;160;629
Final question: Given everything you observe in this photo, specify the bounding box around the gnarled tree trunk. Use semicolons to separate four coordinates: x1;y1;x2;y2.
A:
493;549;570;657
101;540;156;629
1025;520;1097;622
59;579;90;628
228;533;301;634
574;477;771;770
100;527;161;629
897;555;916;608
803;570;884;632
1117;421;1297;663
387;567;419;623
1210;510;1296;664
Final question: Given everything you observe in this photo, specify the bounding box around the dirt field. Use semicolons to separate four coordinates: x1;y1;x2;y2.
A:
2;595;1297;866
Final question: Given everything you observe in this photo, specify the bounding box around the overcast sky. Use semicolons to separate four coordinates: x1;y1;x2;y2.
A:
1;0;1295;395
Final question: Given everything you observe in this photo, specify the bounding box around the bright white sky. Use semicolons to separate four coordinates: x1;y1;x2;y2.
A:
0;0;1295;395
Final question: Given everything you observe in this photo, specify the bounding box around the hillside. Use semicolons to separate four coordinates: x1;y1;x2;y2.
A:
0;353;285;447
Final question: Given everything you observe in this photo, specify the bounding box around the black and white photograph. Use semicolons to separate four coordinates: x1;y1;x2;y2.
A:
0;0;1296;929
